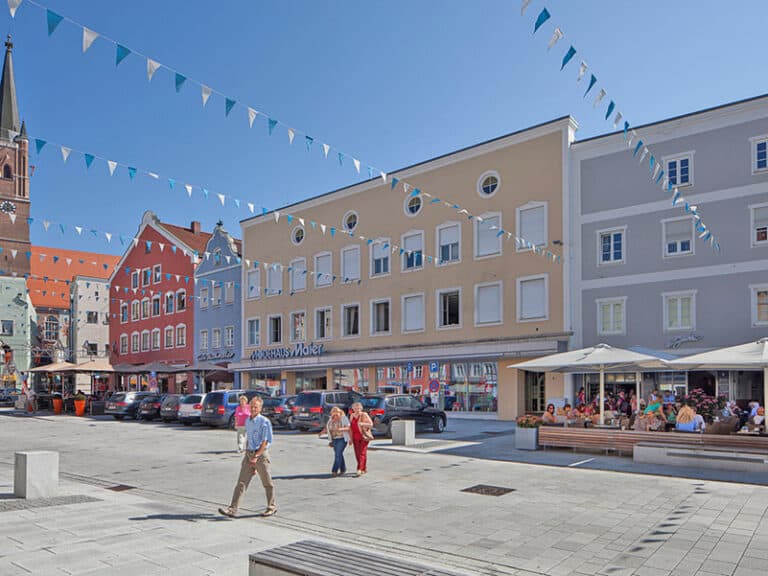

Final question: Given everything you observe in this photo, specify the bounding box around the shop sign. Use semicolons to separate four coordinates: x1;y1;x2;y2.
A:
250;342;325;361
197;350;236;361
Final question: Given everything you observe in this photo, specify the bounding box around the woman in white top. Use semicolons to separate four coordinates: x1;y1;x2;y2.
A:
320;406;350;477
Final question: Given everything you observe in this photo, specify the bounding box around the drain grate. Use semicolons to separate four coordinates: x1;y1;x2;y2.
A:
108;484;136;492
461;484;515;496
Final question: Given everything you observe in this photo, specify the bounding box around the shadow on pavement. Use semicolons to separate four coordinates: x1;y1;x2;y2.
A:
272;473;335;480
128;512;231;522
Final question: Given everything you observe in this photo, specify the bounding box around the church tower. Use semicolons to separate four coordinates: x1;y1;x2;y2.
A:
0;35;30;277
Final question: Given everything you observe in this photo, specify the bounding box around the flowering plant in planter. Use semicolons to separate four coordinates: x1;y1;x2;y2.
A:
683;388;727;423
516;414;542;428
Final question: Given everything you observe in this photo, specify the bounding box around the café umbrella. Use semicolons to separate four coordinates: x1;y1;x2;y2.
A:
511;344;667;425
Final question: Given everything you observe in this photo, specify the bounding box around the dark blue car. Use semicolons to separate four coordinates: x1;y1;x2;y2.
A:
200;389;269;428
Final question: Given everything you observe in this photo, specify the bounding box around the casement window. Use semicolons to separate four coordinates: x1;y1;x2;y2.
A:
153;264;162;284
142;268;151;287
120;303;128;323
475;213;502;258
164;326;174;349
151;295;161;317
165;292;175;314
224;282;235;304
176;290;186;312
141;330;150;352
212;283;223;305
517;274;548;321
86;311;98;324
224;326;234;348
477;170;500;198
246;269;261;299
342;304;360;337
290;311;306;342
402;293;425;333
370;240;390;277
290;258;306;292
246;318;260;347
437;223;460;265
750;284;768;326
402;232;423;271
213;249;222;266
341;246;360;283
266;267;282;296
200;287;209;309
516;202;547;250
315;307;332;340
598;227;625;264
151;328;161;350
666;153;693;187
131;271;139;290
370;299;391;335
131;332;139;353
131;301;139;321
597;297;626;335
200;330;209;350
750;204;768;247
315;252;332;287
141;298;150;320
212;328;222;349
119;334;128;355
0;320;12;335
752;137;768;173
269;315;283;344
663;291;696;332
414;365;423;379
663;217;694;257
437;288;461;328
475;282;502;326
176;324;187;347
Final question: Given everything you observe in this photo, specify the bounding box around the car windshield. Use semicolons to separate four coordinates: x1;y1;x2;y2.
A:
181;395;202;404
110;393;126;402
360;397;384;409
262;398;281;407
205;392;225;404
295;392;322;407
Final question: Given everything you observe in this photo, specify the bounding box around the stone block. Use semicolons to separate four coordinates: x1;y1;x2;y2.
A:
391;420;415;446
14;451;58;499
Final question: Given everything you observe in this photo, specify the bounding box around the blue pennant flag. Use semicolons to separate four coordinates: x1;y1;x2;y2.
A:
171;245;177;254
202;188;209;199
268;118;277;135
90;229;98;237
26;217;33;226
496;230;505;238
145;241;152;252
584;74;597;97
649;155;655;173
119;235;126;245
367;166;373;179
533;8;550;34
286;215;293;224
367;239;373;245
34;139;46;154
234;199;240;208
116;44;131;66
53;256;59;263
605;100;615;121
310;221;316;229
168;178;176;190
225;98;236;117
330;227;336;237
59;224;65;235
560;46;576;70
632;140;644;157
47;10;63;36
391;177;399;190
623;121;630;139
410;188;420;197
175;73;187;93
305;136;314;151
84;154;95;169
262;207;268;216
655;169;665;184
430;198;441;203
338;152;344;166
128;167;136;180
25;251;31;260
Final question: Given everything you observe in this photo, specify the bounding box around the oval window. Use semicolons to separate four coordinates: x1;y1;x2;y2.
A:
477;171;500;198
343;210;358;232
404;195;422;217
292;226;305;245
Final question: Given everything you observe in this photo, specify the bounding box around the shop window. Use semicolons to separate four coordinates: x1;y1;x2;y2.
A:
524;371;546;413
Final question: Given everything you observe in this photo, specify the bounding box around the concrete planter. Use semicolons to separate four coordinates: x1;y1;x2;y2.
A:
515;427;539;450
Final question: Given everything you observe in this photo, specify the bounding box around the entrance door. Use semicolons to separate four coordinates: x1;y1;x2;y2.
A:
688;371;716;397
524;371;546;413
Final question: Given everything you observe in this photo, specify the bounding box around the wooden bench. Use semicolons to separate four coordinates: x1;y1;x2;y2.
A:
538;427;768;456
634;443;768;472
249;540;468;576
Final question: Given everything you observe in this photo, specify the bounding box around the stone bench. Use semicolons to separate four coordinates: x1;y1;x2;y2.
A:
14;451;59;499
633;443;768;473
249;539;467;576
391;420;415;446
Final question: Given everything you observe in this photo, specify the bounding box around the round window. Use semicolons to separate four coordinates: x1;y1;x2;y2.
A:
343;210;358;232
291;226;305;245
477;170;500;198
404;195;422;217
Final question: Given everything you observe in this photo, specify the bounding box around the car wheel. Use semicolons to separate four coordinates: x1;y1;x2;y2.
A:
433;417;446;433
228;414;236;430
113;415;124;421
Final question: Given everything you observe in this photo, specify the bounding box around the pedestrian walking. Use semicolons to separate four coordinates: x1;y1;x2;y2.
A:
234;395;250;453
349;402;373;476
320;406;350;477
218;396;277;518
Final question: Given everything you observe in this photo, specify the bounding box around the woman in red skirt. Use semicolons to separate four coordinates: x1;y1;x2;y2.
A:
349;402;373;476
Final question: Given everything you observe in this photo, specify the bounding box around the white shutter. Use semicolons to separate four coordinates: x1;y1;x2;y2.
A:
343;247;360;280
267;267;282;293
520;278;546;319
520;206;545;246
404;233;422;253
403;295;424;332
316;253;332;286
665;219;692;243
439;224;459;246
291;259;306;291
476;284;501;324
247;270;260;297
372;242;386;260
754;206;768;229
476;216;500;256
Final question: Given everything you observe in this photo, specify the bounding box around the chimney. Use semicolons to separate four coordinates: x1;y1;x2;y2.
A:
191;221;201;235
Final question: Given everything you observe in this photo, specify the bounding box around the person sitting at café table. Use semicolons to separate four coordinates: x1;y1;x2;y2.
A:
562;403;575;419
644;397;664;418
662;390;676;404
542;403;557;424
748;407;765;432
663;404;677;431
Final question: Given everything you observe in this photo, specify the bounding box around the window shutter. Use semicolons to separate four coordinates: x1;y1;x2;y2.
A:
520;278;546;319
754;206;768;230
403;295;424;331
476;284;501;324
439;225;459;246
292;260;306;291
520;206;545;246
665;219;692;243
403;233;422;253
343;248;360;280
477;216;500;256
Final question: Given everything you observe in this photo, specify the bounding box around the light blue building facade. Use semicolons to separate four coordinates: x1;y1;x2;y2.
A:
193;223;242;391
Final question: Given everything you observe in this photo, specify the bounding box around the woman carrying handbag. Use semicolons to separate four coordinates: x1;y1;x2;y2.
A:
349;402;374;476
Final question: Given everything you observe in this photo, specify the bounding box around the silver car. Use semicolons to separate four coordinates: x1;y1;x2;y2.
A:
177;393;206;425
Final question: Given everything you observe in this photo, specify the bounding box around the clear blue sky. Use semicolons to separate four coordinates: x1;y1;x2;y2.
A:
3;0;766;256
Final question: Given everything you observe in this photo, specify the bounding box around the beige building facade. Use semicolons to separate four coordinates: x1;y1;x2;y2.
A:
231;117;577;419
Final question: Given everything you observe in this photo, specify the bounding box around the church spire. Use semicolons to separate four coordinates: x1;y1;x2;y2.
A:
0;35;20;141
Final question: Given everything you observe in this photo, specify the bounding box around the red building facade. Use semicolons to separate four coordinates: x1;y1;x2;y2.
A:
109;211;211;394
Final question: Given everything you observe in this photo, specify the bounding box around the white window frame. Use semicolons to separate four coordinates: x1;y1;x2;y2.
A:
245;317;260;347
140;297;150;320
401;230;424;272
314;251;333;288
164;326;174;349
404;194;423;218
141;268;151;287
516;274;549;322
120;302;128;324
474;281;503;327
516;201;548;252
662;216;695;258
200;329;209;351
476;170;501;199
212;327;222;349
662;290;697;333
749;202;768;248
164;292;175;315
224;282;235;304
246;269;261;300
596;297;627;336
200;287;209;309
131;331;139;353
596;225;626;266
290;258;307;293
176;324;187;347
436;287;462;330
401;292;425;334
141;329;150;352
340;246;361;283
435;221;461;266
224;325;235;348
342;210;358;232
341;302;360;339
131;300;139;322
212;282;223;306
266;266;283;297
289;310;306;343
119;334;128;355
663;151;695;188
314;306;333;341
749;283;768;327
370;298;392;336
268;314;283;345
151;328;161;351
291;225;305;246
131;270;139;290
369;239;391;278
153;264;162;284
750;135;768;174
151;294;161;317
474;212;502;259
176;289;187;312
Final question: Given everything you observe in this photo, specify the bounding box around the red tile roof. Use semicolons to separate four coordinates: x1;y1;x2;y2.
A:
159;222;212;256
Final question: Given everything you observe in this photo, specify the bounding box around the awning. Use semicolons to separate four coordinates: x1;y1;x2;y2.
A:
73;358;115;373
29;361;77;373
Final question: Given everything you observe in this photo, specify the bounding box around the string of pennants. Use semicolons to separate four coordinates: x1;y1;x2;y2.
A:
521;0;719;251
9;0;562;264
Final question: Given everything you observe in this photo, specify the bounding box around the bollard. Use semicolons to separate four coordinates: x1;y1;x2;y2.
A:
14;451;59;499
391;420;416;446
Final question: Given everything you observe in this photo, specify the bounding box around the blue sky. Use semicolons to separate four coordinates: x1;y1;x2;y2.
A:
3;0;767;256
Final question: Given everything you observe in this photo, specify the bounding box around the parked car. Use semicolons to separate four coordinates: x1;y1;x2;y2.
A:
262;395;296;428
137;394;166;421
0;389;16;407
292;390;362;431
178;394;206;425
160;394;182;422
361;394;447;436
201;389;270;428
105;392;154;420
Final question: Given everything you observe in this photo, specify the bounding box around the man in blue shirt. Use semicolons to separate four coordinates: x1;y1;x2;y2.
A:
219;396;276;518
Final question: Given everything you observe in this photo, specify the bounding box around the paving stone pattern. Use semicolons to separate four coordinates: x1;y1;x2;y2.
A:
0;494;100;513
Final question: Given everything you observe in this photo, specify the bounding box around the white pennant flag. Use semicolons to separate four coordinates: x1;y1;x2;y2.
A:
274;211;280;223
201;85;212;107
10;249;16;258
107;160;117;176
225;255;231;264
82;27;99;53
8;0;22;18
521;0;532;15
8;213;15;224
403;183;410;194
287;128;295;144
353;158;361;173
39;254;45;262
175;275;180;282
61;146;71;162
593;88;606;107
43;220;50;231
652;163;661;180
185;184;193;197
380;171;387;182
75;226;83;235
547;28;564;50
247;202;254;213
204;251;210;260
298;217;305;226
147;58;161;81
217;193;225;206
320;224;326;235
613;112;623;128
105;232;112;243
148;172;159;179
247;107;258;128
158;243;165;252
322;143;330;158
638;147;649;164
132;238;139;248
66;257;72;266
576;61;588;82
